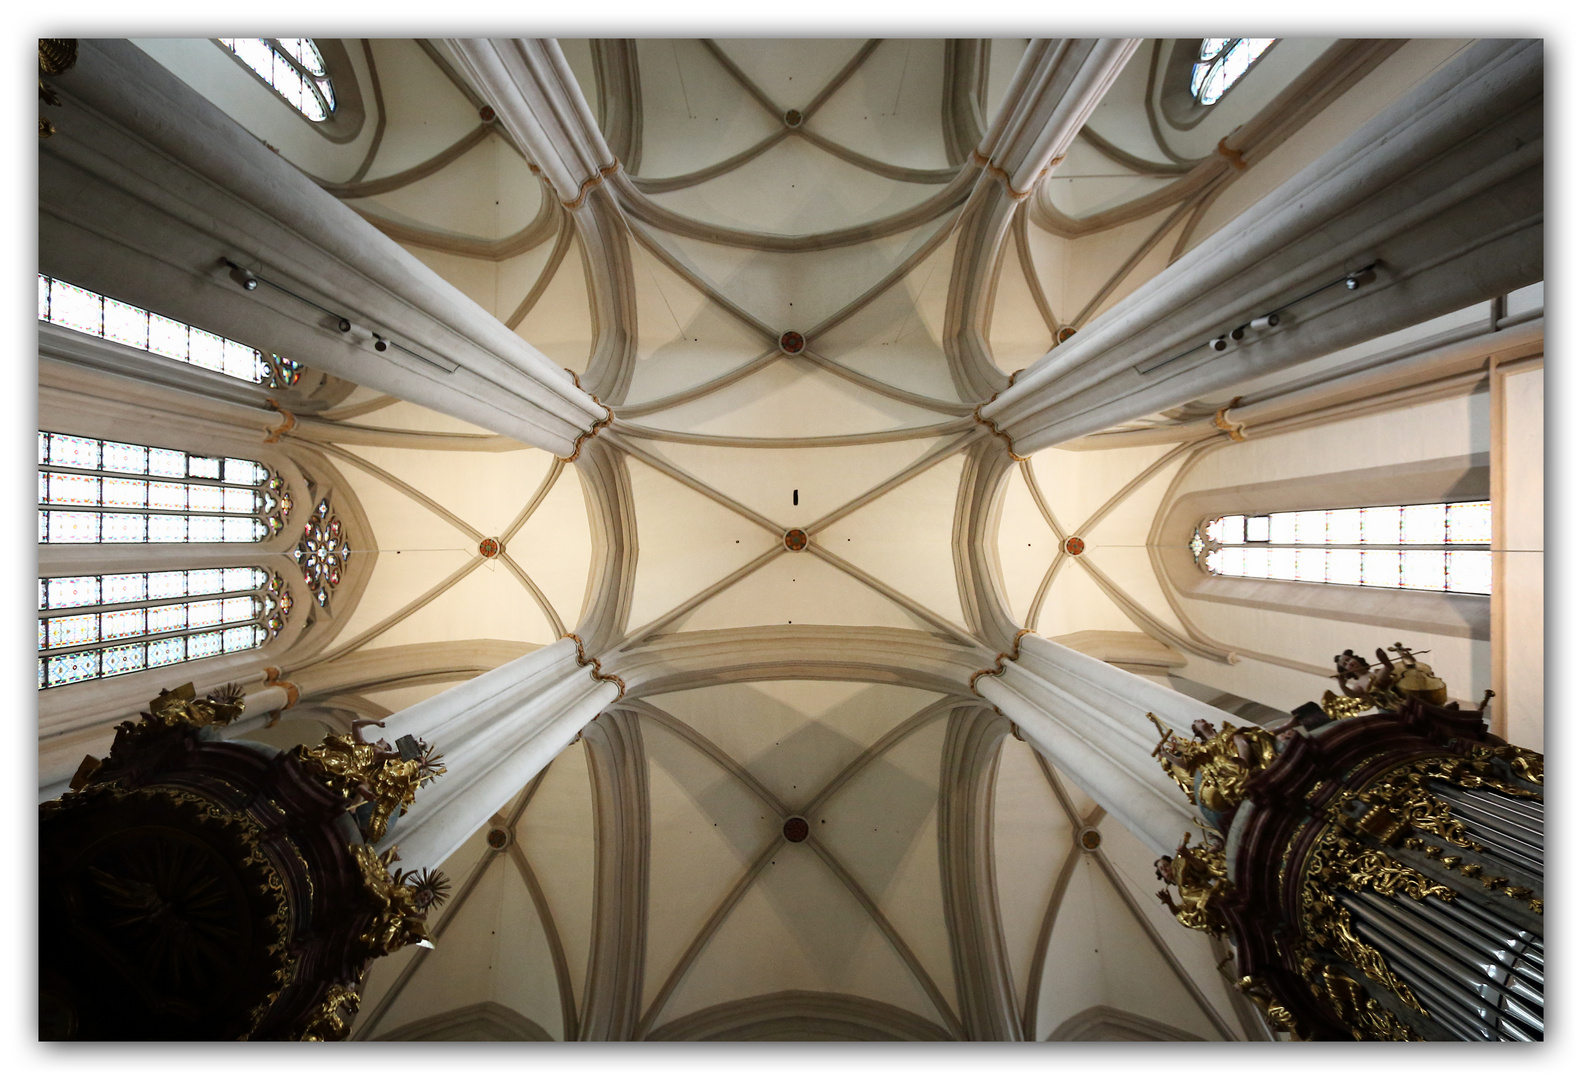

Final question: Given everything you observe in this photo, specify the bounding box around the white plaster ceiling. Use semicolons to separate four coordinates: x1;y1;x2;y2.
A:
138;35;1468;1041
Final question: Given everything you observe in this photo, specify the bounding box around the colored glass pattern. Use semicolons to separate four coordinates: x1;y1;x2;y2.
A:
294;498;352;608
38;431;292;545
38;274;302;388
37;567;293;689
1194;501;1493;595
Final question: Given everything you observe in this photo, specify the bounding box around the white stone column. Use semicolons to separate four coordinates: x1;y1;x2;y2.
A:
40;40;608;456
975;38;1141;195
946;39;1141;400
981;38;1542;453
440;38;638;403
975;635;1241;852
374;639;618;869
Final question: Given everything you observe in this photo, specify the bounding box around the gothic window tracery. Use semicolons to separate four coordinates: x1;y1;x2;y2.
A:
1192;502;1493;595
39;273;303;388
294;498;351;608
37;431;299;688
38;568;293;689
218;38;337;122
39;431;292;545
1190;38;1275;105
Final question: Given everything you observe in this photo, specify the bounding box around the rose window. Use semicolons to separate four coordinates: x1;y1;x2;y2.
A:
293;498;351;607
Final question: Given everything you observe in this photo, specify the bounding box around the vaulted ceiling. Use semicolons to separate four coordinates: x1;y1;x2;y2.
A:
120;35;1488;1040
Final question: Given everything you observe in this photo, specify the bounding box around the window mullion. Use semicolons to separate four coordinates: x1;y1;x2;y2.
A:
38;615;263;658
39;586;265;618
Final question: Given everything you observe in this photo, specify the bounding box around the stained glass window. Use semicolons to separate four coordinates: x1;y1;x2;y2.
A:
38;431;293;544
1190;39;1276;106
1193;502;1492;595
38;274;302;388
294;498;351;608
37;567;293;688
217;38;336;122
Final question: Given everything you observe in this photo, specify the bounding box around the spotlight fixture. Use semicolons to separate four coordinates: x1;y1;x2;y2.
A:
337;317;352;333
1250;313;1281;331
1230;325;1248;342
1345;267;1377;290
1208;335;1229;352
227;265;258;291
373;335;388;352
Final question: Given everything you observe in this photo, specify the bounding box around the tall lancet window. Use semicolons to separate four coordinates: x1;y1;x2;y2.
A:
37;431;296;688
38;431;292;545
217;38;337;121
1191;502;1493;595
1190;39;1275;105
38;273;303;388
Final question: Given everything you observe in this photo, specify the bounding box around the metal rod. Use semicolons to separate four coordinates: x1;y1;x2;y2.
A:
1436;784;1544;828
1345;898;1501;1021
1445;798;1546;848
1461;824;1545;874
1350;892;1521;993
222;258;350;327
1431;895;1539;955
1498;1017;1537;1042
1406;893;1523;961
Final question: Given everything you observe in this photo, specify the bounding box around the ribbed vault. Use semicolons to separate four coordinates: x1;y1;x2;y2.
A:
44;34;1539;1040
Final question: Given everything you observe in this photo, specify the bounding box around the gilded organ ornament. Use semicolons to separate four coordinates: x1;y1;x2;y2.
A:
145;680;248;729
295;718;445;843
42;683;452;1040
39;39;76;138
1149;712;1284;830
1146;645;1543;1041
1154;831;1230;937
1323;643;1451;719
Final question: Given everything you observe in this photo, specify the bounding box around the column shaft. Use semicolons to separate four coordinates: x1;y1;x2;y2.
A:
982;39;1542;453
375;639;618;869
976;635;1241;851
41;40;607;455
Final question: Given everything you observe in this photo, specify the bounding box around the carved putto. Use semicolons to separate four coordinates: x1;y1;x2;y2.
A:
296;719;446;842
351;844;450;960
1148;712;1284;831
143;682;247;729
1154;831;1230;937
1323;643;1453;719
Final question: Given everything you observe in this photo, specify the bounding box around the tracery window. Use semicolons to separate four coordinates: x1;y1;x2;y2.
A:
218;38;336;122
294;498;351;609
38;568;294;689
1191;502;1492;595
1190;39;1275;106
39;431;292;545
37;431;299;689
38;273;303;388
